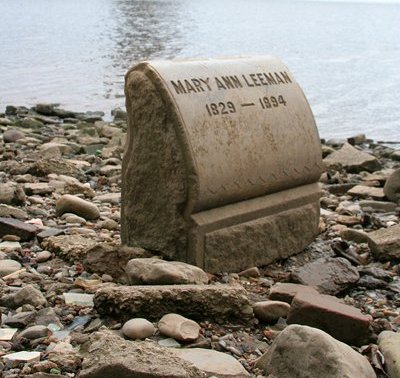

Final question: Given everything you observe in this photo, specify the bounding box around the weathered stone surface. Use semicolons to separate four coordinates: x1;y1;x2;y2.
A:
1;285;47;309
79;330;204;377
287;292;370;346
29;158;84;180
23;183;55;196
173;348;249;377
348;185;386;200
323;143;381;173
255;324;376;378
0;217;38;241
339;228;370;244
359;200;398;212
0;204;28;219
41;235;97;262
94;284;253;322
122;318;155;340
83;243;151;282
367;224;400;260
268;282;319;303
18;325;49;340
63;293;94;307
378;331;400;378
158;313;200;341
122;57;322;273
3;351;41;363
2;128;25;143
384;168;400;203
0;182;26;205
0;259;22;277
56;194;100;220
253;300;291;323
126;258;209;285
4;311;36;328
36;228;65;242
291;257;359;295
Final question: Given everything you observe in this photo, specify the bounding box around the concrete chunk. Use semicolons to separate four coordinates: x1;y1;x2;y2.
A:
94;284;253;322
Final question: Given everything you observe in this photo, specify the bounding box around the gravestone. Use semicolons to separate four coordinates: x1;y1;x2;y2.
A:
122;56;323;273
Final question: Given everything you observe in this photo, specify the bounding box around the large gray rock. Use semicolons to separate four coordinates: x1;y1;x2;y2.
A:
79;329;204;377
323;143;381;173
0;217;38;241
291;257;359;295
173;348;249;377
384;168;400;203
126;258;209;285
255;324;376;378
378;331;400;378
1;285;47;309
367;224;400;260
55;194;100;220
94;284;253;322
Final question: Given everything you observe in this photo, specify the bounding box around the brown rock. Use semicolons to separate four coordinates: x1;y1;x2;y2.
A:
269;283;319;303
367;224;400;260
253;300;291;323
0;217;38;241
287;291;370;346
158;313;200;341
348;185;386;200
384;168;400;203
56;194;100;220
121;318;155;340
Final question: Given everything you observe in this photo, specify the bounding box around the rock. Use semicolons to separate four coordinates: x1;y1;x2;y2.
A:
367;224;400;260
287;291;370;346
83;243;151;281
93;192;121;204
18;325;49;340
126;258;209;285
3;351;41;363
63;293;94;307
255;324;376;378
0;217;38;241
347;133;367;146
1;285;47;309
173;348;249;377
35;308;62;328
0;182;26;205
96;218;118;230
0;241;21;251
339;228;370;244
94;284;253;321
39;142;73;157
158;314;200;341
292;257;359;295
323;143;381;173
18;117;44;129
0;259;22;277
253;301;291;323
122;318;155;339
0;204;27;219
3;128;25;143
56;194;100;220
36;228;65;242
79;329;204;377
41;235;97;262
238;267;260;277
268;283;319;303
158;338;181;348
0;328;18;341
348;185;386;200
4;311;36;328
23;183;55;196
36;250;52;263
359;200;398;212
29;158;84;180
384;168;400;203
378;331;400;378
63;213;87;225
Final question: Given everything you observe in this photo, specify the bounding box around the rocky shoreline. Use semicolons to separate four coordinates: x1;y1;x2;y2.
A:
0;103;399;377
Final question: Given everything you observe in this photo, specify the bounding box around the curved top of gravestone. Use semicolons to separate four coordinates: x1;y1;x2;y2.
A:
128;56;322;212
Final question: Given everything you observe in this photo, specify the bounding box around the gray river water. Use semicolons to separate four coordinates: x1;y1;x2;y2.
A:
1;0;399;140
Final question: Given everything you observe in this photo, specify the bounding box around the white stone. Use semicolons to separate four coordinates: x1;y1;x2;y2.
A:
0;259;22;277
0;328;18;341
3;351;41;362
63;293;94;307
0;241;21;251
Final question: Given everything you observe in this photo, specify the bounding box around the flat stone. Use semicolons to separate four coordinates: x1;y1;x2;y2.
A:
36;228;65;243
94;284;253;322
126;258;209;285
173;348;249;377
4;311;36;328
0;241;21;251
253;301;291;323
56;194;100;220
1;285;47;309
384;168;400;203
378;331;400;378
269;283;319;303
23;183;55;196
323;143;381;173
93;192;121;204
18;325;49;340
348;185;386;200
359;200;398;212
339;228;370;244
367;224;400;260
3;351;41;363
41;235;97;262
158;313;200;341
122;318;155;340
238;267;260;278
255;324;376;378
0;217;38;241
63;293;94;307
0;204;27;219
158;338;181;348
291;257;359;295
287;292;370;346
0;259;22;277
0;328;18;341
79;329;203;377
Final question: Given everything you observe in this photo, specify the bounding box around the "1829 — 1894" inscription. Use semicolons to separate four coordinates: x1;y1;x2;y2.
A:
205;95;287;116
